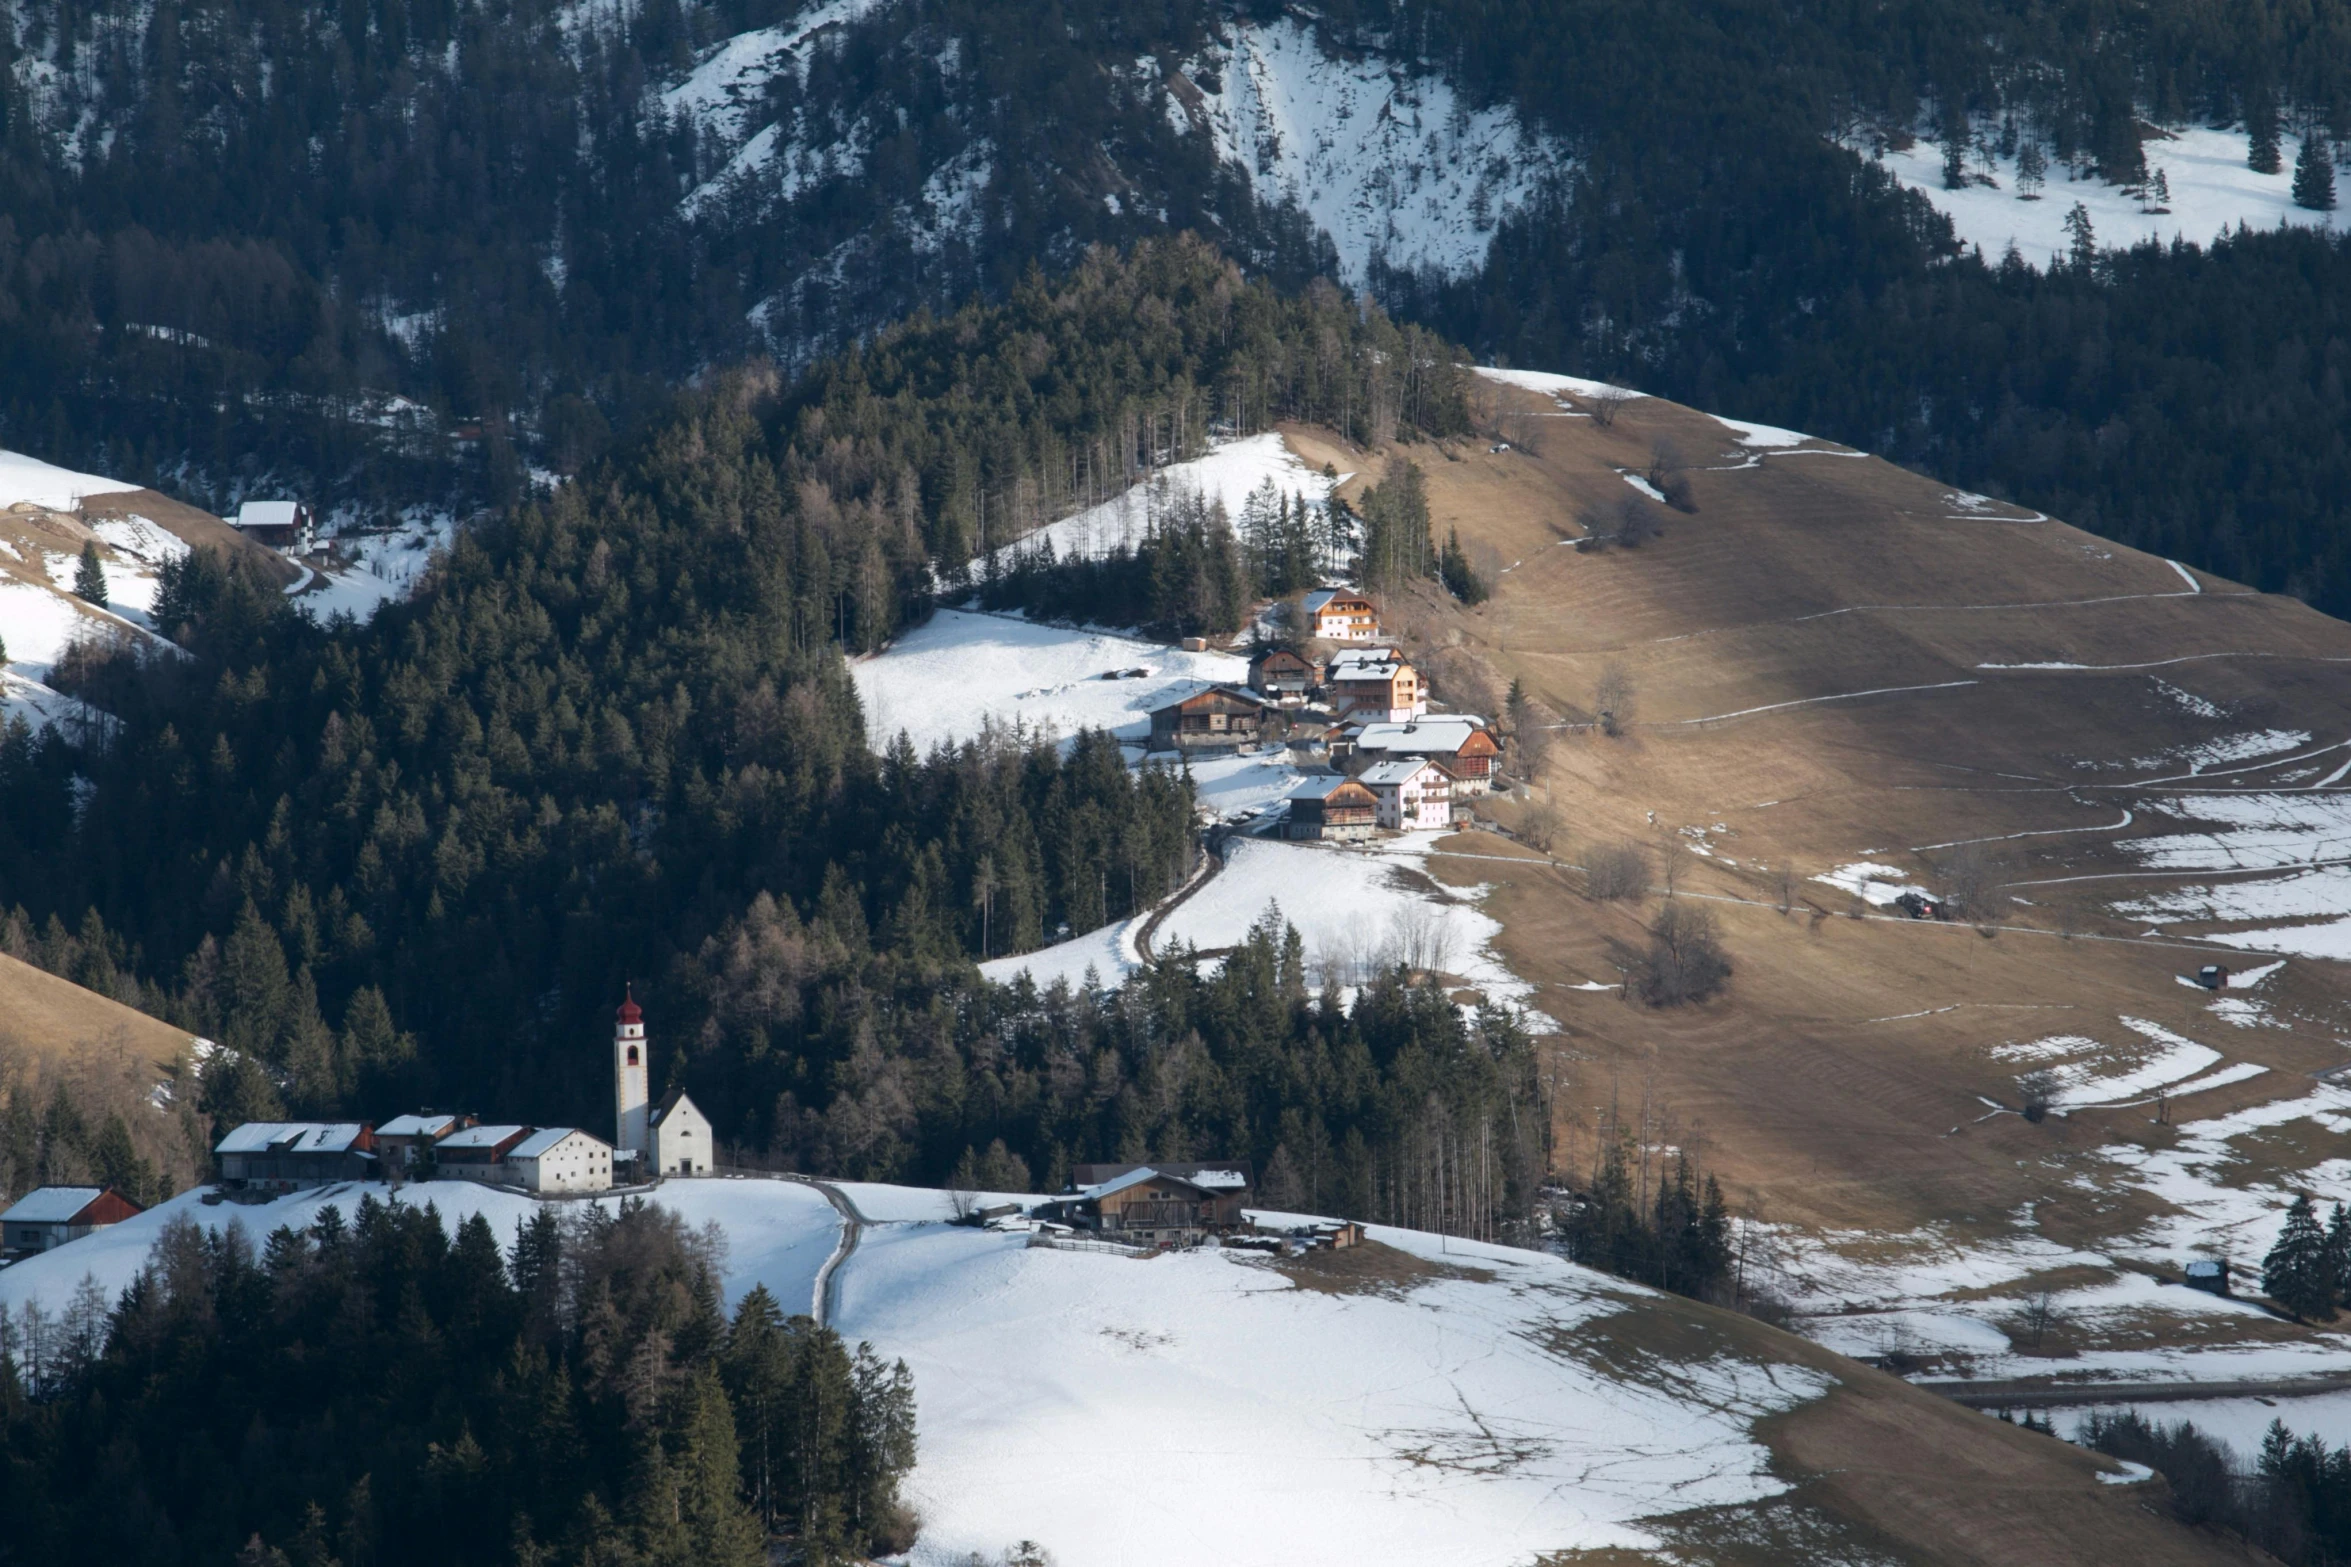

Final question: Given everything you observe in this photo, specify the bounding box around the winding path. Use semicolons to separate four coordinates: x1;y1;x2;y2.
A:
795;1177;870;1328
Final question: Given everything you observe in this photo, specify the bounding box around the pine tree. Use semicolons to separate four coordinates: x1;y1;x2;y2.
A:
2015;139;2047;199
2294;136;2338;212
2327;1203;2351;1310
2247;88;2283;174
2149;168;2171;213
2063;202;2098;273
73;542;108;607
2264;1193;2334;1319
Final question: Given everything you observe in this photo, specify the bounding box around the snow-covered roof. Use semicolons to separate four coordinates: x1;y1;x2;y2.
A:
1353;718;1486;754
213;1122;369;1155
511;1127;606;1159
1358;758;1441;787
1289;775;1370;802
1077;1166;1229;1201
1328;648;1407;678
1188;1169;1250;1190
376;1112;461;1138
1;1187;105;1224
438;1124;529;1151
235;500;304;528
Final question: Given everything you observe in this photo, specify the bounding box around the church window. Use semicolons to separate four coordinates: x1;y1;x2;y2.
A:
627;1045;639;1066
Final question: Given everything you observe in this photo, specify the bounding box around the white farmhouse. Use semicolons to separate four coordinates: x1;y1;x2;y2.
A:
507;1127;615;1194
648;1088;715;1177
1358;757;1454;831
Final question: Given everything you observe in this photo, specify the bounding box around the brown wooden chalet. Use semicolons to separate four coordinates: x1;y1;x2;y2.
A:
1247;647;1323;704
1039;1162;1254;1246
1284;776;1379;841
1147;685;1276;752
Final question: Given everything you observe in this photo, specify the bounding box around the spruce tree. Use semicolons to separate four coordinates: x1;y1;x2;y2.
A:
2294;136;2338;212
2015;139;2047;199
73;541;108;607
2063;203;2099;273
2247;88;2284;174
2264;1193;2334;1318
2328;1203;2351;1310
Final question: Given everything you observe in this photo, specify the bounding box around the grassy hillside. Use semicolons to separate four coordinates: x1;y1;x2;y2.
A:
1294;372;2351;1397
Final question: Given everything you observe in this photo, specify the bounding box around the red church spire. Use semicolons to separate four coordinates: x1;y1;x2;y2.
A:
617;983;642;1026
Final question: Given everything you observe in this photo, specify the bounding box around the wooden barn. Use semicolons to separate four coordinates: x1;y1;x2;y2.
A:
1147;685;1275;752
1284;776;1379;841
214;1123;378;1191
1247;647;1323;703
1;1186;143;1258
1040;1162;1255;1246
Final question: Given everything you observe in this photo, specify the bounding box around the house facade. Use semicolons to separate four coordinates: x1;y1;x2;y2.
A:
1246;647;1322;704
1;1186;143;1258
1359;758;1454;831
508;1127;615;1193
215;1123;378;1191
1325;648;1425;723
1284;776;1379;841
1302;589;1379;641
233;500;315;552
374;1111;471;1176
1346;718;1500;795
1147;685;1275;752
1042;1163;1255;1245
435;1124;534;1184
648;1088;715;1176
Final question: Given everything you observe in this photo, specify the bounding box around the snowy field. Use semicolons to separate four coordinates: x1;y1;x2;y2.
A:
0;1176;844;1323
299;503;463;623
835;1217;1826;1567
981;432;1344;575
0;449;141;511
5;1174;1841;1565
2051;1389;2351;1464
852;607;1246;753
2112;793;2351;959
1866;125;2349;266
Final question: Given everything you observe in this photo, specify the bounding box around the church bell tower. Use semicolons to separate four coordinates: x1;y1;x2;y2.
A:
615;986;649;1156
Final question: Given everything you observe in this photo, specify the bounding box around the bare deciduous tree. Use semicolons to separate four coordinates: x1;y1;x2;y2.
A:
1519;799;1563;853
1588;385;1634;428
1595;662;1637;736
1659;834;1690;897
2021;1289;2062;1349
1622;902;1732;1006
2018;1069;2057;1123
1771;863;1798;915
1648;439;1696;512
1615;494;1663;546
1585;842;1650;901
1937;841;2004;927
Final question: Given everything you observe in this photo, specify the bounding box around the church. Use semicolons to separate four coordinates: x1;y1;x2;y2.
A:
614;989;715;1177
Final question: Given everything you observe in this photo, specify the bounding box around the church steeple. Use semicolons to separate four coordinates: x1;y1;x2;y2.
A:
614;985;649;1157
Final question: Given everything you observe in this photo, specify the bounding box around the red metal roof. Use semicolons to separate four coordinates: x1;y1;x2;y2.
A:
617;986;642;1025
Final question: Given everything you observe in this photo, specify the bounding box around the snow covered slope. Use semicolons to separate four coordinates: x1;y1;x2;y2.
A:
851;607;1246;753
1167;18;1564;286
0;1177;1840;1566
1866;126;2349;266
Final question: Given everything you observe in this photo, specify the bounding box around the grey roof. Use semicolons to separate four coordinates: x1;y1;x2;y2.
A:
1;1186;106;1224
375;1112;461;1139
511;1127;607;1159
1327;648;1407;677
1288;775;1368;802
1076;1166;1225;1201
438;1123;530;1151
214;1122;369;1156
1358;758;1442;787
236;500;303;527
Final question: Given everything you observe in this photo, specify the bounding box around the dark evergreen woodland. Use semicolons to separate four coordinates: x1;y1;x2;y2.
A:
0;1197;917;1566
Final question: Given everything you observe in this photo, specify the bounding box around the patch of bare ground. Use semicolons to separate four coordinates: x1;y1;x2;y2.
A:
0;950;194;1075
1265;1237;1494;1299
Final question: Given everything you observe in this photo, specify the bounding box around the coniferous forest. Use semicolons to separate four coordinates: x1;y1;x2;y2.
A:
0;244;1542;1234
0;1196;918;1566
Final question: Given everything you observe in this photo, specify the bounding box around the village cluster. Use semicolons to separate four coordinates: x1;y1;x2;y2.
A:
3;992;1354;1262
1147;588;1500;837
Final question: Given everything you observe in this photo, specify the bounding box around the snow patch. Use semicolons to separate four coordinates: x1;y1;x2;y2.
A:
1861;125;2349;268
1178;19;1564;286
0;449;142;510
